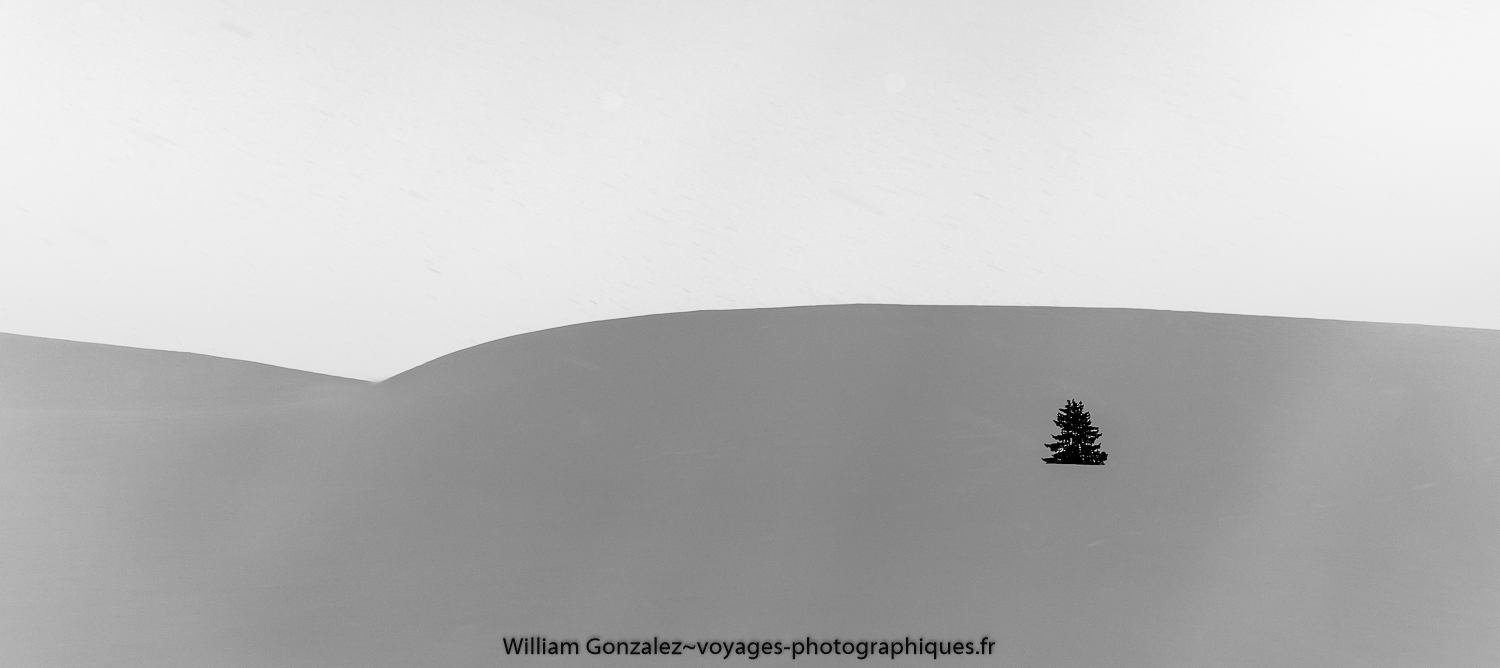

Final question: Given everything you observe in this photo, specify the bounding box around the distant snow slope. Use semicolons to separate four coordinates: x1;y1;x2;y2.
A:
2;306;1497;667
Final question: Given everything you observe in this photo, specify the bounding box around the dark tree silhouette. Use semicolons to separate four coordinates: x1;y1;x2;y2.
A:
1043;399;1107;465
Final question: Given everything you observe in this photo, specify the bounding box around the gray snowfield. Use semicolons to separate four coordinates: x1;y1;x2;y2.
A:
1;305;1497;667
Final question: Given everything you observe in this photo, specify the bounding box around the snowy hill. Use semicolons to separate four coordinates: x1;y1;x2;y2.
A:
2;306;1497;667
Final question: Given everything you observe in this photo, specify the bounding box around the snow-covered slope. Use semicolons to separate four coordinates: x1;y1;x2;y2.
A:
0;333;369;666
2;306;1497;667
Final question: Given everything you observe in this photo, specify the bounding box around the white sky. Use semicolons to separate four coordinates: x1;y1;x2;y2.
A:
2;0;1497;381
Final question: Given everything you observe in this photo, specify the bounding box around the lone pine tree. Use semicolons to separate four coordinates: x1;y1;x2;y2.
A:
1043;399;1107;465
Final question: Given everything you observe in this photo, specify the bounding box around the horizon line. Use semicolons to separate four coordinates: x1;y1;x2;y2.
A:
7;303;1499;384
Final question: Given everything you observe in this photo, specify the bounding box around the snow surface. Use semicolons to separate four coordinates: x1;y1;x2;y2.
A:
1;305;1497;667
